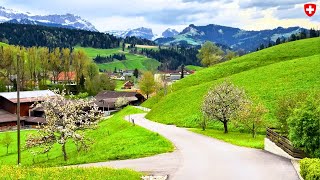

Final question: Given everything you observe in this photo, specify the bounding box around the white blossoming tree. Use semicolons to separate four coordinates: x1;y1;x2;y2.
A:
26;91;101;161
115;96;129;109
201;81;247;133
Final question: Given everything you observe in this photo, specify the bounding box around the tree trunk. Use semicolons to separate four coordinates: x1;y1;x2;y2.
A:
202;117;206;131
6;145;9;155
252;122;256;138
223;121;228;133
62;143;67;161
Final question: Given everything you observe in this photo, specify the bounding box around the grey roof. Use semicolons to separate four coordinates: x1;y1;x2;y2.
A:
0;90;56;103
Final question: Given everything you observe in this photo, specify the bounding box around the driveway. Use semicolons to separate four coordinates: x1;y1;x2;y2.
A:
77;113;299;180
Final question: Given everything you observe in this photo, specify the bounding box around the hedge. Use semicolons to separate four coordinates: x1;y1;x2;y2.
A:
300;158;320;180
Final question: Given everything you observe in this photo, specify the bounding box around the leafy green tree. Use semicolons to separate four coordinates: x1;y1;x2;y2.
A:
234;101;268;138
276;92;308;134
197;41;224;67
201;81;247;133
1;132;13;155
224;50;238;61
139;71;156;99
288;95;320;158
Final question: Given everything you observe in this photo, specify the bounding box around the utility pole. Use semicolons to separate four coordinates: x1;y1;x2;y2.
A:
17;53;21;165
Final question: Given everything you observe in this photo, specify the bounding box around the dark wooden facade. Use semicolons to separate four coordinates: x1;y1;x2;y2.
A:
0;96;32;116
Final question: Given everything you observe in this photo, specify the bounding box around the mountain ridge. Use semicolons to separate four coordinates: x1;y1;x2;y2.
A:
0;6;97;31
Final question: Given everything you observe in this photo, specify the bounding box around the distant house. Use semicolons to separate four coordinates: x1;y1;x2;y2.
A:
123;81;134;89
0;90;56;129
95;91;145;111
51;72;77;85
155;70;194;83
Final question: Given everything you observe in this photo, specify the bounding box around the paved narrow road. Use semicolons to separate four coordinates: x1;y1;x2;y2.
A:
77;113;299;180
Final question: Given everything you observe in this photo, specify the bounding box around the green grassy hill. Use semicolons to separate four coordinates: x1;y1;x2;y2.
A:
76;47;160;71
143;38;320;129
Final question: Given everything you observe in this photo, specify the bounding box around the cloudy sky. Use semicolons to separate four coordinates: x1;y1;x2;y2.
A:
1;0;319;34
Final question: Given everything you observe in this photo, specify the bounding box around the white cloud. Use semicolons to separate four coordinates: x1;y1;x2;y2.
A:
0;0;318;33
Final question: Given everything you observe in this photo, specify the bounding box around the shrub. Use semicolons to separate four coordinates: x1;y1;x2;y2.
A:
300;158;320;180
288;94;320;158
275;92;308;134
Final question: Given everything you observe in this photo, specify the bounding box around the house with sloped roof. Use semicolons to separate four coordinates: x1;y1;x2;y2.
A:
0;90;56;130
94;91;145;111
51;72;77;85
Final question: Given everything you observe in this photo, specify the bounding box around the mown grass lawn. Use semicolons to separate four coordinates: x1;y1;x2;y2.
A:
190;128;264;149
0;106;173;167
0;166;142;180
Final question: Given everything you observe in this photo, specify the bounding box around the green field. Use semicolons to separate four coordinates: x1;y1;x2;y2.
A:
0;106;173;167
185;65;204;71
143;38;320;130
0;166;142;180
76;47;161;71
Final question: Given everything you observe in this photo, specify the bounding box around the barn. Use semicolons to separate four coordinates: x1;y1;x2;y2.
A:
0;90;56;130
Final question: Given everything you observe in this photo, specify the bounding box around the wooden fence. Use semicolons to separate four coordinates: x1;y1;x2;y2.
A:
266;128;307;159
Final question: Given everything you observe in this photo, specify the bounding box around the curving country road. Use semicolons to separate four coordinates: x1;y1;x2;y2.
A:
77;113;299;180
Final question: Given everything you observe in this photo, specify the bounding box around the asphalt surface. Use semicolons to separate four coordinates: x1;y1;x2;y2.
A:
76;113;299;180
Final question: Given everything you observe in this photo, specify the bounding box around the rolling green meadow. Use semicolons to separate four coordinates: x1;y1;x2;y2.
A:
76;47;160;71
142;38;320;147
0;106;173;167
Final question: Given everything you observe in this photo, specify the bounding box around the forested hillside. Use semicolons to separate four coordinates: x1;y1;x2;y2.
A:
0;23;155;49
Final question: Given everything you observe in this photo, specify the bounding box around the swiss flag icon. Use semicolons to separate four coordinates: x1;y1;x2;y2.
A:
304;3;317;17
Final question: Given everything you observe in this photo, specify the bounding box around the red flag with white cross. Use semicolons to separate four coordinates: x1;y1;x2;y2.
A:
304;3;317;17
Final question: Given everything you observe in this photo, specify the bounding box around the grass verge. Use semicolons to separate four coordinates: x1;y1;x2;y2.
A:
190;128;264;149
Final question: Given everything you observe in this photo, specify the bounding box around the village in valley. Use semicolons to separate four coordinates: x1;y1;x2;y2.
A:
0;1;319;180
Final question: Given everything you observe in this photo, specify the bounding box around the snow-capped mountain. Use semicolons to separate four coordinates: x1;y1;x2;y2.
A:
107;27;155;40
162;28;179;38
0;6;97;31
106;27;180;40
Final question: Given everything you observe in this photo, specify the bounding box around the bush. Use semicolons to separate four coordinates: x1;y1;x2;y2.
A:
276;92;308;134
288;94;320;158
300;158;320;180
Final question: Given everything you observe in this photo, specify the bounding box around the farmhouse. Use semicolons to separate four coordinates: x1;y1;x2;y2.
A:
51;72;77;85
123;81;134;89
95;91;145;111
0;90;56;129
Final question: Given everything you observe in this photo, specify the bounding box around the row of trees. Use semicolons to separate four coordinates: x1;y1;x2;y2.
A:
93;53;127;64
257;29;320;51
0;45;115;94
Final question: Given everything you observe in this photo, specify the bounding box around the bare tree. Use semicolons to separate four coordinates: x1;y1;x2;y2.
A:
26;90;102;161
201;81;247;133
